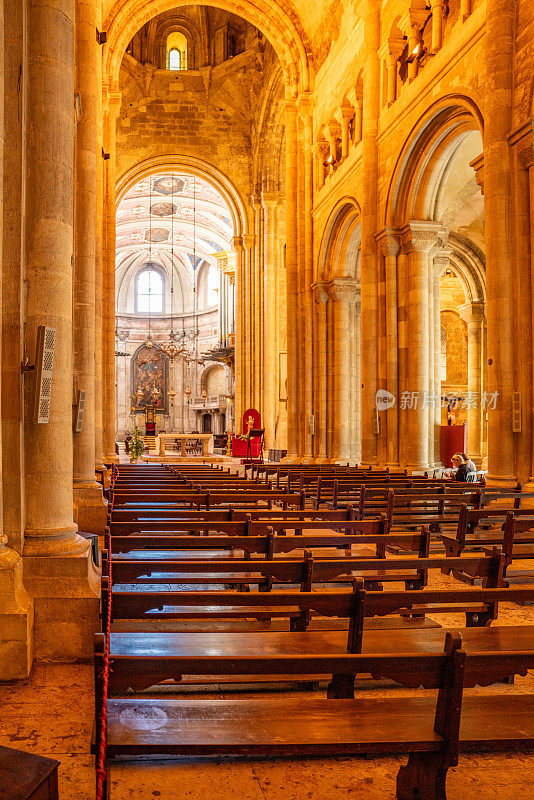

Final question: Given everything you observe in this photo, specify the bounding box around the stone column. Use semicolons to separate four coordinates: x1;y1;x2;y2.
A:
360;1;380;465
380;232;400;466
102;89;121;463
298;94;314;461
325;123;340;174
460;301;485;462
312;138;329;191
23;0;99;661
328;279;360;463
353;96;363;145
0;0;34;679
94;0;104;471
243;232;255;411
73;0;106;533
283;99;299;460
339;106;354;160
400;222;443;469
232;235;245;428
261;192;280;451
312;282;329;462
430;0;443;52
484;0;515;484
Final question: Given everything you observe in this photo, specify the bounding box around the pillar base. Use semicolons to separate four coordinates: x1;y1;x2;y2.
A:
0;545;34;680
104;453;119;464
314;456;330;464
484;474;518;488
23;535;100;661
280;453;300;464
73;481;108;535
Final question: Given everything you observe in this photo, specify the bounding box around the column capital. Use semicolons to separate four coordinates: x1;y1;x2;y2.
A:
282;97;298;122
311;281;329;304
103;88;122;118
232;235;244;252
327;277;361;302
325;122;342;142
297;92;314;121
242;233;255;250
312;138;330;158
469;153;484;194
400;221;446;255
459;300;485;324
376;227;401;258
261;190;280;209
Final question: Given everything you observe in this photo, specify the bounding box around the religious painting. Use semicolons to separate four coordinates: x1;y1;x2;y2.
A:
131;345;169;413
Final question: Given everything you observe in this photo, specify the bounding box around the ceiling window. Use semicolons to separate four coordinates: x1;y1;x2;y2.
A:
137;268;164;313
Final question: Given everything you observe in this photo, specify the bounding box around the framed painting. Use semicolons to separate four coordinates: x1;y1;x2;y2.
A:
131;345;169;413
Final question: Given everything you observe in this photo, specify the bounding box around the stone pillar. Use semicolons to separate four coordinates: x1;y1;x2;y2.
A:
232;235;245;427
432;264;442;464
73;0;106;533
94;1;104;471
0;0;34;679
380;232;400;466
400;222;443;469
312;282;329;462
102;89;121;463
23;0;99;661
353;96;363;145
298;94;314;461
262;192;280;451
484;0;515;484
460;301;485;462
360;1;380;465
312;138;329;190
339;106;354;160
328;279;360;463
283;99;299;460
430;0;443;52
325;123;340;174
243;232;255;411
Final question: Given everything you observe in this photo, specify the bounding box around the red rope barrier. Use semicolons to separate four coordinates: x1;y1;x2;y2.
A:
95;529;113;800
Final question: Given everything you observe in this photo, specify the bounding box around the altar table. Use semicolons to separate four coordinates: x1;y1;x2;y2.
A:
155;433;214;457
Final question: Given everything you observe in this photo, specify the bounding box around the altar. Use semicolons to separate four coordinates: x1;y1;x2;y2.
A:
155;432;214;457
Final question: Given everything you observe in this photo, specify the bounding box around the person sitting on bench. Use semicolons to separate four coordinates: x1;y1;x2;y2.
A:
451;453;475;483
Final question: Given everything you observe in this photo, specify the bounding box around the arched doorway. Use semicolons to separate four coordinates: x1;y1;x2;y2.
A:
115;168;235;440
314;200;361;463
385;100;486;469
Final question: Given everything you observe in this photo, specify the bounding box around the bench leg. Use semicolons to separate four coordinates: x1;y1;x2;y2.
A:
326;673;354;699
396;753;449;800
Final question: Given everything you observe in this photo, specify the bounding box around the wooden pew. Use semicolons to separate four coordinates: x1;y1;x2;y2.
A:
441;506;534;565
93;631;534;800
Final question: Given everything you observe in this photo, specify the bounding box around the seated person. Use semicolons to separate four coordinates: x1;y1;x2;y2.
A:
462;452;477;473
450;452;475;482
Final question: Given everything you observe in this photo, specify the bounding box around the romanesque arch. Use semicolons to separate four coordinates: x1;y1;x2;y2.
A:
384;96;487;469
103;0;311;94
313;199;362;463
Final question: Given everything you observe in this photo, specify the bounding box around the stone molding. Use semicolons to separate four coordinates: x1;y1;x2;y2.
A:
400;221;446;256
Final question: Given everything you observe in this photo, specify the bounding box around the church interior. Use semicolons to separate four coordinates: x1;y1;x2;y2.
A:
0;0;534;798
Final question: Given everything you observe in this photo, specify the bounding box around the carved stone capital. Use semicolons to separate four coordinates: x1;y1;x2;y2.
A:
469;153;484;195
242;234;255;251
459;300;485;324
297;92;314;121
312;138;330;159
377;228;401;258
327;278;361;302
261;190;280;209
401;221;446;256
312;281;329;304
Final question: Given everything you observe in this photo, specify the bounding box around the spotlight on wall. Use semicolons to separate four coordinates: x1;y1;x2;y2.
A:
96;29;107;45
406;42;426;63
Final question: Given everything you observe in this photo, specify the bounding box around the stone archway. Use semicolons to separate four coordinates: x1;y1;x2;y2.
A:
103;0;311;95
383;98;486;469
314;199;361;463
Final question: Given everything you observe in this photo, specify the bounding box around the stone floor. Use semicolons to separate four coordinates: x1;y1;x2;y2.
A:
1;588;534;800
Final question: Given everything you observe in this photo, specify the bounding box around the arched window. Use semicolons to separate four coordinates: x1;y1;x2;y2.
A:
167;32;188;70
136;268;164;313
168;48;181;70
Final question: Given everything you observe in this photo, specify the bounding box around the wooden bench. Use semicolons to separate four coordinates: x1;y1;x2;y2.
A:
110;489;306;510
102;553;518;630
0;745;59;800
441;506;534;565
93;631;534;800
